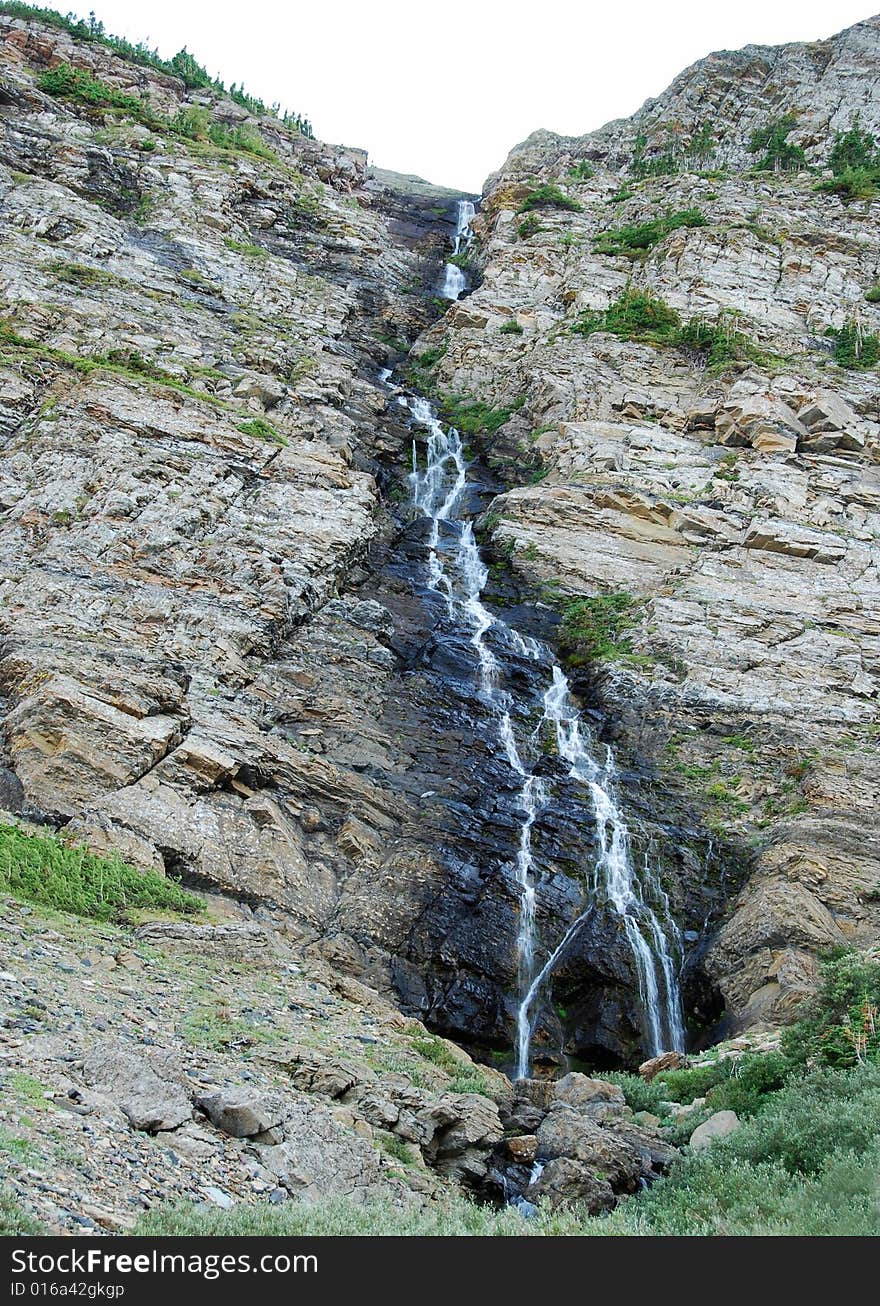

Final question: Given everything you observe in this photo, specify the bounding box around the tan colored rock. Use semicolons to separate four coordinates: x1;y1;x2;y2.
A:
689;1110;740;1152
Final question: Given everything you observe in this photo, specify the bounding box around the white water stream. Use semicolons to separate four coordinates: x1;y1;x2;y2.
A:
394;294;685;1079
439;199;475;301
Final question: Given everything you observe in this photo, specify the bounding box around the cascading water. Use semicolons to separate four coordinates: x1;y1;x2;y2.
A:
391;353;685;1079
439;199;474;301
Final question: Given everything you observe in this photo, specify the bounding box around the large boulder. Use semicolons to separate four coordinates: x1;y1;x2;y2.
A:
82;1037;191;1132
418;1092;503;1181
196;1088;287;1139
638;1051;688;1081
535;1107;642;1191
525;1157;616;1213
689;1110;741;1152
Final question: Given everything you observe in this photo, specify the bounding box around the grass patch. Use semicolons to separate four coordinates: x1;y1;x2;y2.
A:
517;184;582;214
499;319;524;335
0;1189;44;1236
223;238;267;259
557;591;644;666
236;418;288;446
438;392;524;436
0;822;202;923
593;208;706;257
571;291;767;371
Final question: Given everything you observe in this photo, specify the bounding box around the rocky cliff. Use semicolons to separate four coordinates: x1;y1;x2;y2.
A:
0;5;879;1233
415;13;880;1043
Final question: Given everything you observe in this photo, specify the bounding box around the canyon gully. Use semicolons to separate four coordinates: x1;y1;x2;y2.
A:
384;208;686;1074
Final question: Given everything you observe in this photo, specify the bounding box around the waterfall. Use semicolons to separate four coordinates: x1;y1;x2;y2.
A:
395;369;685;1079
439;199;474;301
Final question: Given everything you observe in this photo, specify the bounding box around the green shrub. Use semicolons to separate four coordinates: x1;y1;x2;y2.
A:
0;822;202;922
517;184;582;214
572;292;765;372
572;289;681;344
593;208;706;257
558;591;642;665
603;1071;668;1114
236;418;287;445
748;114;806;172
567;161;594;181
815;167;880;201
828;118;878;174
705;1052;790;1115
499;318;524;335
38;62;146;117
866;284;880;304
439;392;523;435
517;213;542;240
782;948;880;1068
824;322;879;370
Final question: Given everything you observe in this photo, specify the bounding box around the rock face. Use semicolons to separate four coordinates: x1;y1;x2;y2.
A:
412;14;880;1042
0;7;878;1097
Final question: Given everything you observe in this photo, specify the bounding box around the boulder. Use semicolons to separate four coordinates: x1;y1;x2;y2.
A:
525;1157;616;1213
196;1088;287;1139
552;1072;625;1110
689;1110;740;1152
418;1092;503;1180
505;1134;538;1164
639;1051;687;1081
82;1037;191;1132
535;1107;642;1190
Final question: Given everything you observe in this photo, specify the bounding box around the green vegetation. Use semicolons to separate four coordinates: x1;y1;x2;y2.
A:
37;63;280;162
782;949;880;1069
816;119;880;200
816;168;880;201
593;208;706;257
0;1189;44;1236
4;3;313;134
136;1056;880;1235
517;184;582;214
824;322;879;370
439;392;524;436
631;133;678;180
499;318;524;335
567;161;595;181
557;591;643;666
572;289;681;344
748;114;806;173
38;61;144;114
572;290;766;371
866;284;880;304
0;821;202;923
517;213;542;240
223;238;267;259
236;418;288;445
46;259;118;288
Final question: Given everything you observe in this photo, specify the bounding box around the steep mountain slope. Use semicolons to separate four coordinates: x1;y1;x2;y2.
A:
415;14;880;1036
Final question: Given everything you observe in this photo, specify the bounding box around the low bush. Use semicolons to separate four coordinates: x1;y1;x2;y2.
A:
0;822;202;923
517;213;542;240
517;184;582;214
499;319;524;335
439;392;524;436
815;167;880;202
593;208;706;257
557;591;642;665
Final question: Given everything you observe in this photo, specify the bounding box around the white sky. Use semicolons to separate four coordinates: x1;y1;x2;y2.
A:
33;0;876;192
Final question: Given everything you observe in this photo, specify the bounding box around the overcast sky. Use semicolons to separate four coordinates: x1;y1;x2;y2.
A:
37;1;875;192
